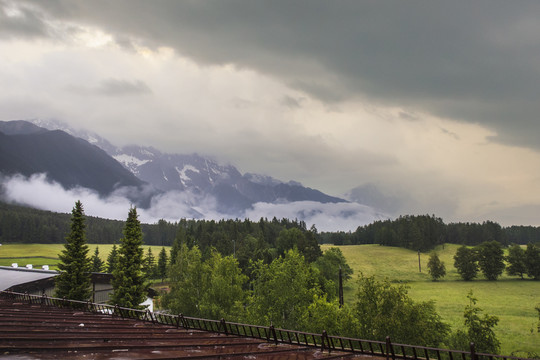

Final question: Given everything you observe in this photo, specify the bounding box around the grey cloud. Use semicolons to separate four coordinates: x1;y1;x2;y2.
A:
0;0;48;38
97;79;152;96
280;95;304;109
14;1;540;149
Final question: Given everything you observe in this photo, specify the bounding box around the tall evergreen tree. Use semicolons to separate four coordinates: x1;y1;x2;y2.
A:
106;244;119;273
142;247;156;279
55;201;92;301
157;247;168;281
110;207;146;309
90;247;104;273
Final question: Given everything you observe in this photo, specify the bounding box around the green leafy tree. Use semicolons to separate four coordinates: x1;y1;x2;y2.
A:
199;250;247;321
110;207;146;309
298;295;358;337
427;252;446;281
506;244;527;279
246;249;320;330
353;274;449;346
449;291;500;354
55;201;92;301
90;247;104;273
106;244;119;273
313;247;353;299
142;247;157;279
157;247;168;281
454;245;478;281
165;244;205;316
524;243;540;280
476;241;505;281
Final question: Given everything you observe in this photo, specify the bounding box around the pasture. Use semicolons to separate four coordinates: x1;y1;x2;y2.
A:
321;244;540;357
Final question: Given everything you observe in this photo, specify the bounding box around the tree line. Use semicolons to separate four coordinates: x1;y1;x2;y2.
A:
320;215;539;250
2;201;540;255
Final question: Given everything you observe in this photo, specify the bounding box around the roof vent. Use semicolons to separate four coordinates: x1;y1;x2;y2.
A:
26;264;33;269
42;265;49;270
11;263;18;268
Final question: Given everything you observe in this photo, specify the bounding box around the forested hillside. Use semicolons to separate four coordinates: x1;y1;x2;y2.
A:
1;202;539;252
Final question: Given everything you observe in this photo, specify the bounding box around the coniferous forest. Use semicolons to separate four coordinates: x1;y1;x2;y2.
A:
1;202;540;251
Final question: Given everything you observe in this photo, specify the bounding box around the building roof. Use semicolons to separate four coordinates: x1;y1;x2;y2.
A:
0;266;58;291
0;295;362;359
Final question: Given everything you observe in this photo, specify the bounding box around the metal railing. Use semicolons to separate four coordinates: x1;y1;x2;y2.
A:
0;290;534;360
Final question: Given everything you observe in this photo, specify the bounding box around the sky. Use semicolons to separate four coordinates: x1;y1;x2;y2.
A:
2;0;540;227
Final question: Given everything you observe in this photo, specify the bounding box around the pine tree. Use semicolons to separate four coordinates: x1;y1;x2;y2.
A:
110;207;146;309
157;247;168;281
55;200;92;301
106;244;119;273
142;247;156;279
90;247;104;273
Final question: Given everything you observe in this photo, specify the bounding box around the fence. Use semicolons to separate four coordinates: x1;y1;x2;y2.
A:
0;290;534;360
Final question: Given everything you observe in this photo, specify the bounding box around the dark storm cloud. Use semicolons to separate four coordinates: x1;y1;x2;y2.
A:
11;0;540;148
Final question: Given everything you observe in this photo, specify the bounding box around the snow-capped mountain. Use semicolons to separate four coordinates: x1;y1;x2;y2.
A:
0;119;389;230
24;119;345;215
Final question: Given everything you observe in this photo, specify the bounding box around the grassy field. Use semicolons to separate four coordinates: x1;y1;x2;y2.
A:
321;244;540;357
0;243;169;270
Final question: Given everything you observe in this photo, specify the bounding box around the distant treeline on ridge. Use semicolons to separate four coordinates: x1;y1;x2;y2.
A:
0;202;538;252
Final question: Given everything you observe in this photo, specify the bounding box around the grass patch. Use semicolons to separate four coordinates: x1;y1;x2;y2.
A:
0;243;170;270
321;244;540;356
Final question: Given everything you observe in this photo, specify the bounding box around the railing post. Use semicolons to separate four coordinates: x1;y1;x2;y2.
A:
220;318;228;335
386;336;395;360
269;325;278;345
470;342;476;360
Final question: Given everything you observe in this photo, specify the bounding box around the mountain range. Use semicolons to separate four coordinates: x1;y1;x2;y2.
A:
0;119;387;230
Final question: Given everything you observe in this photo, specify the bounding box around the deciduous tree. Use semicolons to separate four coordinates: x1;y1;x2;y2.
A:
454;246;478;281
476;241;505;281
506;244;527;279
449;291;500;354
353;274;449;346
525;243;540;280
427;252;446;281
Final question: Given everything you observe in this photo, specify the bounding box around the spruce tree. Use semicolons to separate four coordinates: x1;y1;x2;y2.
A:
110;207;146;309
106;244;119;273
55;200;92;301
157;247;168;281
90;247;104;273
142;247;156;279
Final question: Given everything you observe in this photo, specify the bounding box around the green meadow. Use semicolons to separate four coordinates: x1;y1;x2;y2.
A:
0;243;169;270
322;244;540;357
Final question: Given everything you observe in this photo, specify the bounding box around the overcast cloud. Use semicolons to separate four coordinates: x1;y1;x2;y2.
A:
2;0;540;226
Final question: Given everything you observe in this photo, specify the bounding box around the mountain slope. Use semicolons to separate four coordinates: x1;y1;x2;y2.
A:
0;127;146;197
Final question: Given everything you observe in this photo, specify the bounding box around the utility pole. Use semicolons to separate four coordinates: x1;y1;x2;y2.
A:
338;266;344;308
418;250;421;272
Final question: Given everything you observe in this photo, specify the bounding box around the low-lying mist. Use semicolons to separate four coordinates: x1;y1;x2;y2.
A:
1;173;387;232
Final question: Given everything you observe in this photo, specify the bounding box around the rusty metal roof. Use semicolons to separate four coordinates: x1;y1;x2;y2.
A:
0;296;364;359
